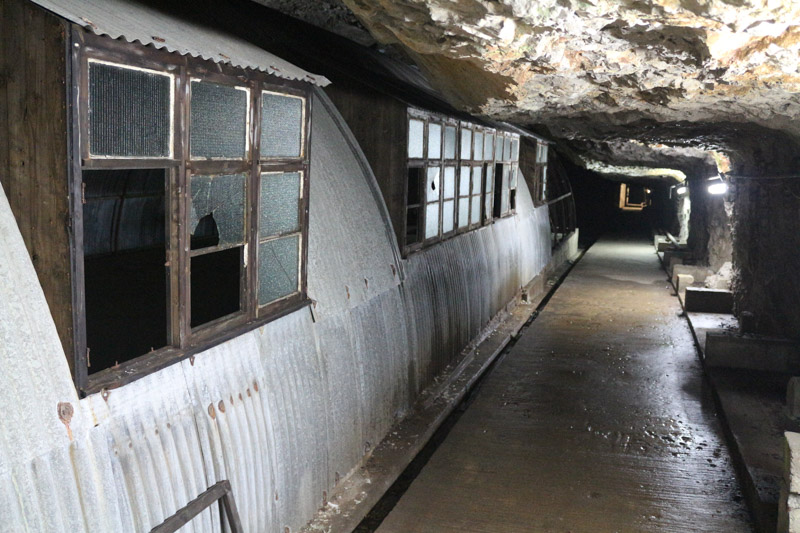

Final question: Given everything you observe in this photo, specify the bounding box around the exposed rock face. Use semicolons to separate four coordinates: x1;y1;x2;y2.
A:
251;0;375;46
340;0;800;172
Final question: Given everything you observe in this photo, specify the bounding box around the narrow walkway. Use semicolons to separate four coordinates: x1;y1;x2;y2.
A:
376;237;753;532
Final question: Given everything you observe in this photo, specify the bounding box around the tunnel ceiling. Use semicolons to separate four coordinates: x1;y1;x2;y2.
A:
255;0;800;180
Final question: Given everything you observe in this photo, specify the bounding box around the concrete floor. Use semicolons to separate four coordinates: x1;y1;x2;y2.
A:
376;237;753;532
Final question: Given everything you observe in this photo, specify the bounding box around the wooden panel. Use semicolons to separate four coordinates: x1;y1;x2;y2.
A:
0;0;73;369
324;82;407;248
519;136;542;205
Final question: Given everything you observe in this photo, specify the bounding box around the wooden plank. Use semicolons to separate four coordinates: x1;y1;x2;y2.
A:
325;82;407;249
150;480;243;533
1;0;74;370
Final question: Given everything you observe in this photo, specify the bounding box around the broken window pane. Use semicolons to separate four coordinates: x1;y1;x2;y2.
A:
458;197;469;228
459;167;470;197
407;167;423;206
427;166;441;202
428;123;442;159
460;128;472;160
510;165;518;189
442;199;455;233
472;167;482;195
470;196;481;225
190;173;245;250
260;172;301;237
262;92;304;158
191;247;242;327
190;81;248;159
88;61;171;158
83;169;168;373
406;206;422;245
473;132;484;161
408;119;424;158
443;166;456;199
444;126;457;159
425;202;440;239
258;235;300;305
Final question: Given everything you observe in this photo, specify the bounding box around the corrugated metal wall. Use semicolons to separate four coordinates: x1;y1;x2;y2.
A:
0;90;552;533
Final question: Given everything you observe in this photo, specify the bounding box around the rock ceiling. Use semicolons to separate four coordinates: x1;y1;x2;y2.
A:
261;0;800;179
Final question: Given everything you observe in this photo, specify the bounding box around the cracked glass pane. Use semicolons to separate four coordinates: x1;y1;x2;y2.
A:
444;126;457;159
425;202;440;239
258;235;299;305
443;166;456;199
260;172;301;237
190;81;248;159
88;62;171;157
190;173;245;249
408;119;424;158
428;123;442;159
262;92;304;158
442;199;455;233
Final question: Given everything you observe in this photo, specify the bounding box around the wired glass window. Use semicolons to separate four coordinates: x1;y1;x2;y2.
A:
404;111;520;253
75;49;310;391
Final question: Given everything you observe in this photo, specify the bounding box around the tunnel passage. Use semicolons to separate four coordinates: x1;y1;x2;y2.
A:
370;236;753;532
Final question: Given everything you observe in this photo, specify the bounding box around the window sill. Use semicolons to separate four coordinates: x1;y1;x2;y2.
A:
82;297;312;397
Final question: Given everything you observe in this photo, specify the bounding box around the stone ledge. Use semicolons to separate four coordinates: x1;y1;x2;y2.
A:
706;332;800;373
685;287;734;314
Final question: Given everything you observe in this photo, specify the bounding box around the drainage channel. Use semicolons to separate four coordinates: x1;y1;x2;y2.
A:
354;247;588;532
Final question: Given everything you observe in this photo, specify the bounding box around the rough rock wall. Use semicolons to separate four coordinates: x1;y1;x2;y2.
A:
686;178;732;272
732;179;800;339
341;0;800;146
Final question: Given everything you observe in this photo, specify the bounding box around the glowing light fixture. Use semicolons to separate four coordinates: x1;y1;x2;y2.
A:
676;186;687;195
707;175;728;195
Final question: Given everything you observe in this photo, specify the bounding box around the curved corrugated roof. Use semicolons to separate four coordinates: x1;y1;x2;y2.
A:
31;0;330;86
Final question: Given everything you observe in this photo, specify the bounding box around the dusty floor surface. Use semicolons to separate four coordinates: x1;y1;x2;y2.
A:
376;237;753;532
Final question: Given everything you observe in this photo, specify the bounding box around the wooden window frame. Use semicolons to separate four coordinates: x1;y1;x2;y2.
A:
403;109;525;255
69;29;312;395
493;132;521;218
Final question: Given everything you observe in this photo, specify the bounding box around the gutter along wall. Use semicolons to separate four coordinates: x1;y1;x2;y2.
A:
0;8;555;533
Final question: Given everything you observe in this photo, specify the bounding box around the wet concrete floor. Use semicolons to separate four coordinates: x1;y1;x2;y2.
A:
376;237;753;532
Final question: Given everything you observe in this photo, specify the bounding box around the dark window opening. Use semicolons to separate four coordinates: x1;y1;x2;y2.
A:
510;189;517;212
82;168;168;374
406;167;424;246
190;247;242;328
191;213;220;250
493;163;504;218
